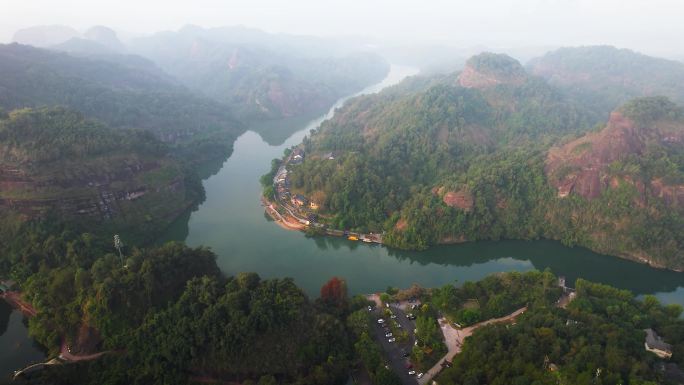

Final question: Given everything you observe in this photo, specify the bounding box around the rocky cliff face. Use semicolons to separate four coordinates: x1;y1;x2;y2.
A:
546;105;684;204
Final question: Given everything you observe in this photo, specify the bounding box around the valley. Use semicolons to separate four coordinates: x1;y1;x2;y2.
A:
0;15;683;384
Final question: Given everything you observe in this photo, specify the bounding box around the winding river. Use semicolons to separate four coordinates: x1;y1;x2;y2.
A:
3;64;684;378
163;64;684;299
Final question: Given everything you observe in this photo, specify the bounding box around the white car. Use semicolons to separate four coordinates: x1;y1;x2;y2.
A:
417;373;424;379
367;306;372;311
408;370;416;375
388;337;396;343
390;314;397;319
377;318;385;324
385;332;393;337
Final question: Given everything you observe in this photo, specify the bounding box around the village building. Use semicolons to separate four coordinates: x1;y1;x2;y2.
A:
292;194;308;206
291;149;305;164
645;328;673;359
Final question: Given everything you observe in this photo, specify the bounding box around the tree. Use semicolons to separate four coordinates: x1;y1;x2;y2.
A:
320;276;348;311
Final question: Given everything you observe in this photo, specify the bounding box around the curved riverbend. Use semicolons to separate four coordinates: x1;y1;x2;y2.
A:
164;65;684;300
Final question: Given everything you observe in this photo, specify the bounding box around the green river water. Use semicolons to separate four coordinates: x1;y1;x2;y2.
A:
3;64;684;379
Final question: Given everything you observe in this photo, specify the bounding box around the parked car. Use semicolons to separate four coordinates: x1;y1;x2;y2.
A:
388;337;396;343
403;352;410;357
417;373;424;378
377;318;385;324
408;370;416;375
367;306;372;312
385;332;393;337
390;314;397;319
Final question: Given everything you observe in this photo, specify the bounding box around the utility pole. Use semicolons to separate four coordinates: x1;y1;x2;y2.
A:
114;234;124;266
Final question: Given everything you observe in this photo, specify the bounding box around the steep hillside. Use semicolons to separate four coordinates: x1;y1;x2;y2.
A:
528;46;684;115
0;108;203;239
0;43;243;161
129;26;390;121
547;97;684;202
278;54;683;268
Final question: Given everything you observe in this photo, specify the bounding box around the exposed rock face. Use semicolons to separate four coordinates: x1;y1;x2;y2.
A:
652;179;684;206
546;109;684;202
442;190;474;211
457;52;527;89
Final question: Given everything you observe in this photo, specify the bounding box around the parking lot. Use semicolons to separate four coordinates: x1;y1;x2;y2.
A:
370;302;422;385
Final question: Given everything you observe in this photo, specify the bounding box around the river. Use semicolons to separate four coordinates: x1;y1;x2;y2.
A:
0;301;45;378
163;64;684;299
3;64;684;379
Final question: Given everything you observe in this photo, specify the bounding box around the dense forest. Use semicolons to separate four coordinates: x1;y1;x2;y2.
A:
7;222;684;385
0;43;244;163
0;220;375;385
284;53;684;268
435;278;684;385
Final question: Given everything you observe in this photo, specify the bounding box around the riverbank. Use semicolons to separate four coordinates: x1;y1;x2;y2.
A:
1;291;37;318
261;195;383;244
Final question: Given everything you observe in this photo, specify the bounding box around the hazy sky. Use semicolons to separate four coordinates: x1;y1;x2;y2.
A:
2;0;683;57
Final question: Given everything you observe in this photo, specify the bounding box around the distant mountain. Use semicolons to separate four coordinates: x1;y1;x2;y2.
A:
281;53;683;268
82;25;124;52
528;45;684;116
0;108;203;239
128;26;390;121
0;43;243;161
12;25;80;47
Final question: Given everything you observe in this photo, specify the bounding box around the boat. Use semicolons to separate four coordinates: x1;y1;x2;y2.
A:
348;236;359;241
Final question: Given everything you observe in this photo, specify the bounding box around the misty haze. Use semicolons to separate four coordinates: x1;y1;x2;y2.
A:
0;1;683;384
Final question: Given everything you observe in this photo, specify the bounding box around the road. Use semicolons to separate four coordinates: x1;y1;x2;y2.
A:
370;303;420;385
59;341;111;362
418;306;527;384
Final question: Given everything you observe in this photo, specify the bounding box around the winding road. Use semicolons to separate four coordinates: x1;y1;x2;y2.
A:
418;307;527;384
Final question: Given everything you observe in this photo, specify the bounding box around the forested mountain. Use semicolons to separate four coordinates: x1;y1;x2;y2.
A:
284;53;684;268
128;25;390;121
528;45;684;117
0;43;243;160
0;108;203;241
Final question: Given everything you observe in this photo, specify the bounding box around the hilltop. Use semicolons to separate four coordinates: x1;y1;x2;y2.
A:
457;52;527;88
